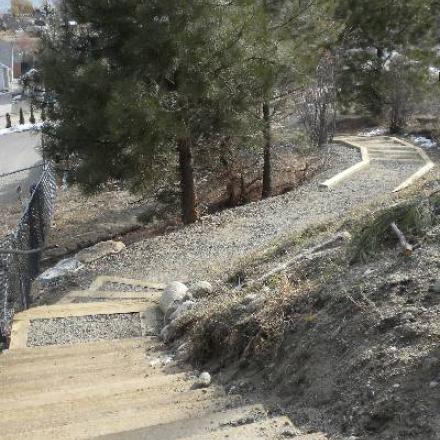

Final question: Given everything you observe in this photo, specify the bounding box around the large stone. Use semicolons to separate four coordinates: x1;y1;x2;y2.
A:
197;372;212;388
430;280;440;294
191;281;213;297
37;258;84;283
169;300;196;322
160;322;182;344
75;240;126;264
159;281;189;314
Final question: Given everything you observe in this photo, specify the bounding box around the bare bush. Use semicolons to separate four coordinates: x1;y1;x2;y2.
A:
297;52;338;148
382;57;430;134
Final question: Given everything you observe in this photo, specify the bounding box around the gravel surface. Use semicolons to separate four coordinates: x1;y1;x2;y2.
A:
27;313;142;346
81;143;427;284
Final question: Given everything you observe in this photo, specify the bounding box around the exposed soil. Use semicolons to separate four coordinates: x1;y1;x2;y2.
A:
174;191;440;440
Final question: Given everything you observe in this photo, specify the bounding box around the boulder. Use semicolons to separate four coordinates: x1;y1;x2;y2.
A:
246;297;265;314
191;280;213;297
160;322;182;344
37;258;84;283
242;293;258;305
197;372;212;388
169;300;196;322
430;280;440;294
160;281;189;314
75;240;126;264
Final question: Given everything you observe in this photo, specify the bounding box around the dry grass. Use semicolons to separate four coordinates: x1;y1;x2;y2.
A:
178;276;315;366
349;197;435;263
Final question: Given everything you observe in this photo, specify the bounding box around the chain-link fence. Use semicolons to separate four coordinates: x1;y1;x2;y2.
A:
0;163;57;339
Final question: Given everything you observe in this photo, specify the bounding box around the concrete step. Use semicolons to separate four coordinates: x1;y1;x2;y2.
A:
179;415;294;440
9;302;162;349
1;392;239;440
96;404;269;440
15;301;153;320
1;384;229;435
0;358;163;394
370;157;423;162
1;337;151;363
369;154;421;160
89;276;166;291
58;290;161;304
366;146;415;151
0;371;191;410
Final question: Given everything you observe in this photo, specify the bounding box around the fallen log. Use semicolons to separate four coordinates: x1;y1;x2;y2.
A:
246;231;351;287
390;222;413;257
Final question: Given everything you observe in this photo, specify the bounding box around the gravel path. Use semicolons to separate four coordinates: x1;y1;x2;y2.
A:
90;143;425;284
27;313;142;346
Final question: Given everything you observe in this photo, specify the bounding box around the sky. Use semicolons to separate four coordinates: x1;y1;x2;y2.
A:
0;1;51;13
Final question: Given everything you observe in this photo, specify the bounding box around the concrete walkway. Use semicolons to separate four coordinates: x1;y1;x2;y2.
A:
0;131;42;204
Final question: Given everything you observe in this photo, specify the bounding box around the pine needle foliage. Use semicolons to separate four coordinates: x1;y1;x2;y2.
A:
350;199;434;263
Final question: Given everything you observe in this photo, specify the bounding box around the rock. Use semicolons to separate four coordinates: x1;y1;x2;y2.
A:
191;281;213;297
75;240;125;264
197;372;212;388
160;323;180;344
37;258;84;283
163;303;179;324
429;381;439;389
242;293;258;305
246;297;265;314
159;281;188;314
430;280;440;294
169;300;196;322
176;342;190;361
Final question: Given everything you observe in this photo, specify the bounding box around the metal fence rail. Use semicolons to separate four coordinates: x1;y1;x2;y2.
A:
0;163;57;339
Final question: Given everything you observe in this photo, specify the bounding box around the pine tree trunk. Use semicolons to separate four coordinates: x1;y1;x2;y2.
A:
262;101;273;199
177;138;199;224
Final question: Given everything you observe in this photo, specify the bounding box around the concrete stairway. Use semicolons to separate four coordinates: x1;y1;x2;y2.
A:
0;277;328;439
321;135;435;192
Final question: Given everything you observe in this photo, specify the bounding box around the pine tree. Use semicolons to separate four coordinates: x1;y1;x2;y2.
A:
239;0;336;198
40;105;46;122
39;0;254;224
29;104;35;124
336;0;437;130
19;108;25;125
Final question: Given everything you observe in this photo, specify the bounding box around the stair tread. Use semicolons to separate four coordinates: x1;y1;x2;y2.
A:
15;301;153;320
1;337;154;361
179;415;293;440
59;290;161;304
1;393;241;440
95;404;268;440
0;371;191;410
1;385;230;434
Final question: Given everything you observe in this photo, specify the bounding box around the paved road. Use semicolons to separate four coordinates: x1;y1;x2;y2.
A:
0;131;42;204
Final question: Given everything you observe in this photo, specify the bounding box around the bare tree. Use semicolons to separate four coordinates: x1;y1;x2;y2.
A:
297;52;338;148
383;57;426;134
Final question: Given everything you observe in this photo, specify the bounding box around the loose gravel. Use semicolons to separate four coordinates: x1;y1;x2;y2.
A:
27;313;142;346
83;143;429;284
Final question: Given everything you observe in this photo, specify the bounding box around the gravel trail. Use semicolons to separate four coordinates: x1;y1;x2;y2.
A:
91;143;425;283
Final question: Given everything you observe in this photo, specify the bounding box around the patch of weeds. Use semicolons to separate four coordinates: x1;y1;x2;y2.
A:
224;220;339;285
429;191;440;219
302;312;318;324
350;199;434;263
188;278;309;365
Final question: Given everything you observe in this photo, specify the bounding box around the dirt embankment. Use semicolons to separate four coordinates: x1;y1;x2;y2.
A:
171;189;440;440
